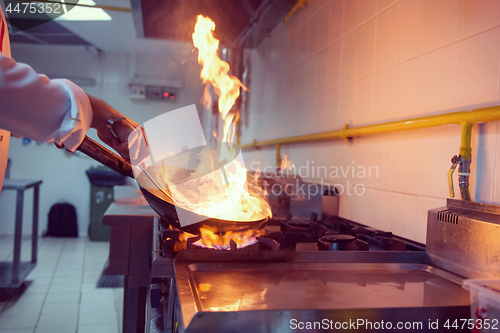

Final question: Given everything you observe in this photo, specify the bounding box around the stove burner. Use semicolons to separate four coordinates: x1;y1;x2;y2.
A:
158;212;425;256
185;235;280;251
317;234;368;251
321;234;356;243
288;221;310;228
280;218;328;236
282;220;312;233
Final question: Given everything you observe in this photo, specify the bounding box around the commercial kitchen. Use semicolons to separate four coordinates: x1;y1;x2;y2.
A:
1;0;500;332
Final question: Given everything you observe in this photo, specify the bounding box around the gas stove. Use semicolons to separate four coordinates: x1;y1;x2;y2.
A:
145;197;473;333
101;193;500;333
104;189;500;333
157;213;425;256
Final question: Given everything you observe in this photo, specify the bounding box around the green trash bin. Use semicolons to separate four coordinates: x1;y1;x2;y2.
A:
86;166;126;241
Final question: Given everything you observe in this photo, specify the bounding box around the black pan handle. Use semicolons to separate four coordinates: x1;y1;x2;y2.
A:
77;136;134;178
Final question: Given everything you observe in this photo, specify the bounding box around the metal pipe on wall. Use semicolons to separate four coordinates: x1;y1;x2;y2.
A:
458;122;473;201
241;106;500;201
240;106;500;150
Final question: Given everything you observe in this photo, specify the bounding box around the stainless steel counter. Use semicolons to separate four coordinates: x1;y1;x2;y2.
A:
174;252;471;332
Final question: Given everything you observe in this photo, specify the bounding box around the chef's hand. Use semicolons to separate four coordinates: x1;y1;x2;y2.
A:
88;95;149;166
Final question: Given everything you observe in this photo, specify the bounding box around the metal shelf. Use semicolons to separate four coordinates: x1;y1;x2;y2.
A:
0;179;42;289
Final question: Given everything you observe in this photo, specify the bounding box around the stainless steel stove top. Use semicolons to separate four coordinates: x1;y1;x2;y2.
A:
104;188;500;333
149;211;468;333
174;253;470;332
102;192;500;333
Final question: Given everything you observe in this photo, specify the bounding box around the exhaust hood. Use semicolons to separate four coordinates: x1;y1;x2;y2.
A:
131;0;298;48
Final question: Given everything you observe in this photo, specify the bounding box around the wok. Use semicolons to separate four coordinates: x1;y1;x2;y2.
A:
77;136;268;235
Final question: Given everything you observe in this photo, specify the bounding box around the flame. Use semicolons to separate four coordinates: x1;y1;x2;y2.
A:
193;226;264;250
178;231;195;242
165;226;195;252
180;15;271;223
201;85;212;110
281;154;294;171
192;15;245;143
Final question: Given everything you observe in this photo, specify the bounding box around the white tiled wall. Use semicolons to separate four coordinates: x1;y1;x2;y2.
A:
241;0;500;243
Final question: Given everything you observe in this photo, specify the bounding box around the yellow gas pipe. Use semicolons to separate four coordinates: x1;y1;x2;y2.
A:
241;106;500;200
240;106;500;150
448;122;473;199
460;121;473;161
276;143;282;170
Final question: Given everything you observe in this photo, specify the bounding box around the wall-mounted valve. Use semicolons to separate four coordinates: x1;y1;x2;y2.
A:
448;154;471;201
449;122;473;201
448;156;459;198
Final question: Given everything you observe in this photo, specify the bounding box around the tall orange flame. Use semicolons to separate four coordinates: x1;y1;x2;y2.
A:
181;14;271;236
192;15;245;143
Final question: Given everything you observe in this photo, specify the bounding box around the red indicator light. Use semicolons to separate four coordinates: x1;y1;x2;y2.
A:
164;92;169;97
170;95;174;99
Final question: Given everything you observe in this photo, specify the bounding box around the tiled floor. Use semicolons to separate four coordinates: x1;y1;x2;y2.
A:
0;236;123;333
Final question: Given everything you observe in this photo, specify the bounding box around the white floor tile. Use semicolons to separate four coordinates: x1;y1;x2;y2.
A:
79;310;118;326
78;323;119;333
52;276;82;285
82;276;100;285
40;302;79;316
80;290;114;303
20;285;50;296
80;284;99;292
25;278;52;287
0;315;38;329
0;237;122;332
113;288;124;333
83;268;104;276
53;268;83;276
37;312;78;328
44;292;81;304
1;302;43;317
79;299;116;313
7;293;46;305
26;272;53;279
35;326;77;333
48;284;81;294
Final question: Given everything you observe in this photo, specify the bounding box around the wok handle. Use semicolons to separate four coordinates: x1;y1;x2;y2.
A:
77;136;134;178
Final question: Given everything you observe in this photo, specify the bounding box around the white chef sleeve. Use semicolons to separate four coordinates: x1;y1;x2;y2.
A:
0;54;92;151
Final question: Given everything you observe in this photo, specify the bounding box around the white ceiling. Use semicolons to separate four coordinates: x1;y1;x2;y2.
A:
55;0;191;54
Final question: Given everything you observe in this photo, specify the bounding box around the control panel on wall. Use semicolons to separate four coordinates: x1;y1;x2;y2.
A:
129;84;176;101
